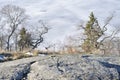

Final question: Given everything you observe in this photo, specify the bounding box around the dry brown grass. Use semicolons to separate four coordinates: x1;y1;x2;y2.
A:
12;52;30;60
32;50;40;56
12;50;42;60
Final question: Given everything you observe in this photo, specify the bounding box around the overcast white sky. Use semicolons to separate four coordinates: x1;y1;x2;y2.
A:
0;0;120;43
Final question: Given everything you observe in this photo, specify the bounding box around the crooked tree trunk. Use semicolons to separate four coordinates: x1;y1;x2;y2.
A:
6;26;16;51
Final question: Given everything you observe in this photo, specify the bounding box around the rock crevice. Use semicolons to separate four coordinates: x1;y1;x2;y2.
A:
0;55;120;80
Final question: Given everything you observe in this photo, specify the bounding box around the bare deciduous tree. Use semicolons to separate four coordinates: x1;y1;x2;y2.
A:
0;4;28;51
29;20;50;50
0;16;6;51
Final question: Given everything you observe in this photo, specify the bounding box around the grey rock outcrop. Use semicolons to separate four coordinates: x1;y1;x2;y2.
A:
27;54;120;80
0;54;120;80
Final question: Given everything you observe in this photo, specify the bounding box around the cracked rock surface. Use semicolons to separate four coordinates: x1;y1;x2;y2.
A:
0;55;47;80
0;54;120;80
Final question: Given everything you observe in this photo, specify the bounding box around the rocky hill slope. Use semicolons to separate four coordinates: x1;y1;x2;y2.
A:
0;54;120;80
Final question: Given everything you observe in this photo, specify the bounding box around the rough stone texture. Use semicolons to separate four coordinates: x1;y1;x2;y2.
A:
27;54;120;80
0;55;48;80
0;54;120;80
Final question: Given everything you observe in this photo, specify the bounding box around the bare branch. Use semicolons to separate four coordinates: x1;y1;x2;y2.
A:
102;13;114;32
29;20;50;50
100;29;118;44
0;4;28;51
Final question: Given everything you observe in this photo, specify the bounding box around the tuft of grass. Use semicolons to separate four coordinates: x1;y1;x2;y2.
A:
32;50;40;56
12;52;32;60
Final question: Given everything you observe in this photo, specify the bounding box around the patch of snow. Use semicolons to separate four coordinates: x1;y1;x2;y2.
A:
38;54;46;57
25;52;33;56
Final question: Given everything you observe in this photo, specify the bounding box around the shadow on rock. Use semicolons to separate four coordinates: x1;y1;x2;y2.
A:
99;61;120;79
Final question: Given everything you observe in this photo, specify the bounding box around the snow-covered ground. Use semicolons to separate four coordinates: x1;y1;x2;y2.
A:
0;54;120;80
0;0;120;42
